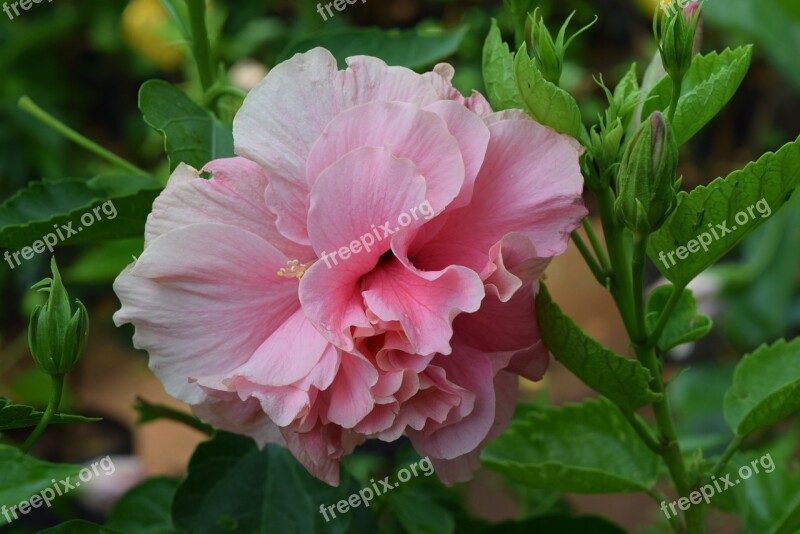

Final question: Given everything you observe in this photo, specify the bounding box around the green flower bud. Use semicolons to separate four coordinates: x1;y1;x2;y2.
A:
28;257;89;376
527;8;597;86
655;4;701;80
614;111;679;235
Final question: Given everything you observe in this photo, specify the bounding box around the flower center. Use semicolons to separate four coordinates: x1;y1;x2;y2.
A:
277;259;315;279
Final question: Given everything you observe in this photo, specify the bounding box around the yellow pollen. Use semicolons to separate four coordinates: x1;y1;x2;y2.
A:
277;259;315;279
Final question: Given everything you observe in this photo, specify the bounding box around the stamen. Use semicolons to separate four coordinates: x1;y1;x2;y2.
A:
277;259;315;279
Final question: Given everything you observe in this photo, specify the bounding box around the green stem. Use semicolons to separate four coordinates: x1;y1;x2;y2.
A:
708;434;746;478
21;374;64;453
595;186;636;330
18;97;147;176
571;231;606;285
186;0;215;93
630;234;704;533
668;75;683;123
203;84;247;109
582;217;611;273
134;396;214;436
621;408;663;455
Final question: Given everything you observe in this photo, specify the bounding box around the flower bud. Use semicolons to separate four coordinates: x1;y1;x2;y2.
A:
614;111;679;234
28;258;89;376
656;2;701;80
527;9;597;86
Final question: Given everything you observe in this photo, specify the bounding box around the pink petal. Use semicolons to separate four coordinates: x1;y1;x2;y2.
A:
413;116;586;271
113;223;299;404
362;256;484;356
305;101;465;214
324;353;379;428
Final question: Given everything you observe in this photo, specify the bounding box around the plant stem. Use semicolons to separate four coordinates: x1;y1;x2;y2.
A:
134;396;214;436
631;233;704;533
668;75;683;123
621;408;663;454
18;97;147;176
582;217;612;273
595;186;636;330
708;434;746;478
571;230;606;285
186;0;215;94
21;374;64;453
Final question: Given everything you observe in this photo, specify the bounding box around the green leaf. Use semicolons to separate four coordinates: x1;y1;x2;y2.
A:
107;477;180;534
389;490;455;534
482;398;662;493
668;364;735;452
513;43;582;138
648;137;800;286
723;337;800;436
172;432;372;534
38;520;123;533
482;21;523;111
731;434;800;534
0;176;162;249
0;397;100;430
278;27;468;70
139;80;234;172
645;285;713;351
643;47;753;145
535;284;662;411
0;445;82;525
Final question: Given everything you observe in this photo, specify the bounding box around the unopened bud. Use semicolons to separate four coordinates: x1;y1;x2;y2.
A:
614;111;679;234
656;2;702;80
28;258;89;376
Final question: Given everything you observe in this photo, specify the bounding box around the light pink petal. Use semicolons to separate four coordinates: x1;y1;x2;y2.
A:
423;63;493;117
408;346;496;459
145;158;312;260
113;223;299;404
306;145;428;258
422;100;490;210
225;309;331;387
306;101;465;214
415;117;586;270
324;353;379;428
362;257;484;356
193;394;285;448
300;146;431;350
233;49;439;243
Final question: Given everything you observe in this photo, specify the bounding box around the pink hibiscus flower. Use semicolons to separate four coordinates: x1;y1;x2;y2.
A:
114;48;586;485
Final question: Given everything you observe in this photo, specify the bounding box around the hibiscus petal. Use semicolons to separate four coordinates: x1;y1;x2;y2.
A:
413;116;587;272
305;101;465;214
324;353;379;428
145;158;312;260
362;257;484;356
113;223;299;404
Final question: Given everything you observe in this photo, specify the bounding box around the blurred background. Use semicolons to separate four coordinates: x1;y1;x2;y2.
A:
0;0;798;532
